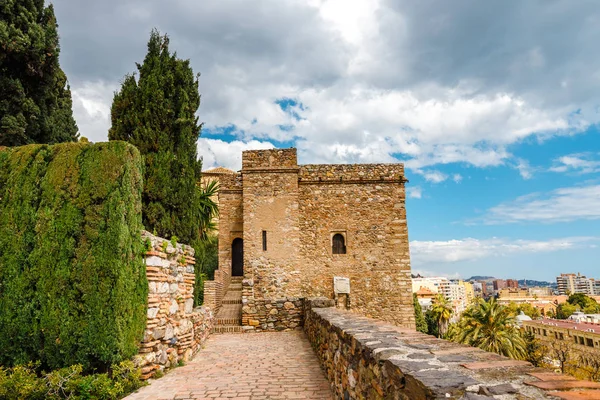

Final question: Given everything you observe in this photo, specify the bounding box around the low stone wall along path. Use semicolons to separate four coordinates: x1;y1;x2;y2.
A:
126;331;333;400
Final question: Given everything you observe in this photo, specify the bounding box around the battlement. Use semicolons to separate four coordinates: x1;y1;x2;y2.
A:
298;163;406;183
242;148;298;170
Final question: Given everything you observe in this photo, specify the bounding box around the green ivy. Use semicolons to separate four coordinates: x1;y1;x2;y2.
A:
0;142;147;372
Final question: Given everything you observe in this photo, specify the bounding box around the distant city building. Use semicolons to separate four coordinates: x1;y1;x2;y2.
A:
556;273;598;295
528;286;553;297
412;277;469;318
506;279;519;289
458;280;475;304
498;288;530;299
493;279;507;291
477;281;489;297
567;311;600;324
411;277;448;294
523;318;600;353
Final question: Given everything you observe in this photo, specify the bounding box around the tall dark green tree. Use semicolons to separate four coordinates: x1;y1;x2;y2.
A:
0;0;78;146
109;30;203;244
413;294;428;333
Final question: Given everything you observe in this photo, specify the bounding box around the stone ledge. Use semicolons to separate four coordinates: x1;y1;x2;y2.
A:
304;306;600;399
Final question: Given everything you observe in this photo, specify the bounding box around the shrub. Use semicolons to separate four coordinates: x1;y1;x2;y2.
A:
0;361;144;400
0;142;147;372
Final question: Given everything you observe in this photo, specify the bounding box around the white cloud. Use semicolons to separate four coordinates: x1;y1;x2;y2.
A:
484;184;600;224
407;186;422;199
452;174;463;183
410;236;599;265
515;158;534;179
549;153;600;174
413;169;447;183
71;81;117;142
54;0;600;171
197;138;275;171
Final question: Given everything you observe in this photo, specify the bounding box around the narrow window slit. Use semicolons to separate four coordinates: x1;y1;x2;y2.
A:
262;230;267;251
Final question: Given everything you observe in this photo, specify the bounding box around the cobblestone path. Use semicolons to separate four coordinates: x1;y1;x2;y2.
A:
126;331;333;400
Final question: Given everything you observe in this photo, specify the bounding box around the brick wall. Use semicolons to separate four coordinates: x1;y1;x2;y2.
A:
136;231;214;379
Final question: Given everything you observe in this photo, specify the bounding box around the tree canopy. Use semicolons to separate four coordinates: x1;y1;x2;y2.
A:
448;298;527;360
109;29;209;244
0;0;78;146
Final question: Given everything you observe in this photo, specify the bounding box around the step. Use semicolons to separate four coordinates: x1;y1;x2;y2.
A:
211;325;245;334
216;317;241;325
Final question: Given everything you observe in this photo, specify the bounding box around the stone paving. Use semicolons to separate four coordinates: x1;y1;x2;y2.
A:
126;331;333;400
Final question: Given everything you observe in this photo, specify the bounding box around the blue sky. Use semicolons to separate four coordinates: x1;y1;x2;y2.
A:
52;0;600;281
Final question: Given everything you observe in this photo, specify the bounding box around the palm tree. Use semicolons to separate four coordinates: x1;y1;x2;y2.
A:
449;298;527;360
430;294;453;338
197;180;219;240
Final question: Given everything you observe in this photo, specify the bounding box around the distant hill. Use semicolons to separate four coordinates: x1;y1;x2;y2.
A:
466;276;495;281
518;279;556;288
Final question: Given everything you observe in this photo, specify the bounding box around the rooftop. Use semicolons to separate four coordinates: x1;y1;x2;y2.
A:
525;318;600;331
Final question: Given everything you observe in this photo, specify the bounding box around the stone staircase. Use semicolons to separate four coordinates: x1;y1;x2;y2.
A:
211;277;244;333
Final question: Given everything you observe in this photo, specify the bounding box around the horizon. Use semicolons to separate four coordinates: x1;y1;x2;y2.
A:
51;0;600;280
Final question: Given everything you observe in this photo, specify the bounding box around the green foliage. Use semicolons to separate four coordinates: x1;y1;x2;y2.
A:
556;302;577;319
523;330;544;367
424;310;439;337
448;298;527;360
193;235;219;306
567;293;600;314
413;294;428;333
0;0;78;146
109;29;206;244
197;180;219;240
0;142;147;372
170;236;178;248
429;294;453;338
506;302;541;319
0;361;144;400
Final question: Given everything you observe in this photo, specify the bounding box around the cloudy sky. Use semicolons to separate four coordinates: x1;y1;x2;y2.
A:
52;0;600;281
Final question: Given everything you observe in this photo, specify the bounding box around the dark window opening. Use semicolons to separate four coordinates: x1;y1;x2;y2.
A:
262;230;267;251
332;234;346;254
586;338;594;347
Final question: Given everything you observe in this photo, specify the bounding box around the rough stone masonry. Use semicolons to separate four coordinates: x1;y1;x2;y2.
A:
205;148;415;331
136;231;214;379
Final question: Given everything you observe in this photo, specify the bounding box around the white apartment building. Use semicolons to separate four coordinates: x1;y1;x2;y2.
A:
411;277;449;294
556;273;599;295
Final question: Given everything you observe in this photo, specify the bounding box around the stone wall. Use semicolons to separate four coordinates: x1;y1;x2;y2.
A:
298;164;413;328
304;300;600;399
241;292;303;332
137;231;214;379
217;148;414;331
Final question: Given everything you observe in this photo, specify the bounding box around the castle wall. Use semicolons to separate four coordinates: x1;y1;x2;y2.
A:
298;164;414;328
242;149;301;302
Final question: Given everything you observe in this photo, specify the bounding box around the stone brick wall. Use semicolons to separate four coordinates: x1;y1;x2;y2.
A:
136;231;214;379
304;300;599;399
242;150;301;302
242;148;298;169
298;165;413;328
218;148;414;331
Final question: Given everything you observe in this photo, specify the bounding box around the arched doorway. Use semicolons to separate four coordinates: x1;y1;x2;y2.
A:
232;238;244;276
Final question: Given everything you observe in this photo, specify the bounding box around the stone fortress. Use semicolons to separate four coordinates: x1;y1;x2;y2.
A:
203;148;415;331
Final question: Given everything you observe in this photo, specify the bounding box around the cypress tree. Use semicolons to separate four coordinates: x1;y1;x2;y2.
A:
0;0;78;146
109;29;203;244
